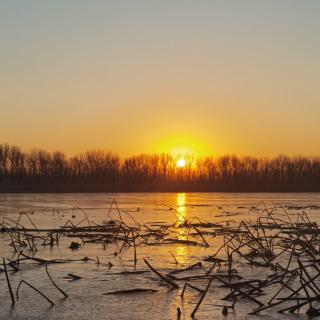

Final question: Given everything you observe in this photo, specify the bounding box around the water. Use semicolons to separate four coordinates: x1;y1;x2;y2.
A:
1;193;320;320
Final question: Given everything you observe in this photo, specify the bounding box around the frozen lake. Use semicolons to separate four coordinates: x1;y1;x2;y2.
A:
1;192;320;320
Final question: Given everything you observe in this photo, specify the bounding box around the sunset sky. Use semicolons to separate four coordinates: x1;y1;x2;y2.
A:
1;1;320;157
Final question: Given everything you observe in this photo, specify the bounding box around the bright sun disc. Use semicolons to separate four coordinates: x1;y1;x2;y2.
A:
177;159;186;168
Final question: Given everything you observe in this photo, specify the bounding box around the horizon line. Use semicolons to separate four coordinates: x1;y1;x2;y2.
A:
1;142;320;160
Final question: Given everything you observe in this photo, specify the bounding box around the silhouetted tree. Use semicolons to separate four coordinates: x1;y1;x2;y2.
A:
1;143;320;191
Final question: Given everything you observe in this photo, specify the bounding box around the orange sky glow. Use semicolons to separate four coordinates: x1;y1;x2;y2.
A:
1;1;320;158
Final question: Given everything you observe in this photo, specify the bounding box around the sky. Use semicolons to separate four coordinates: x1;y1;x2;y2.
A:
1;1;320;157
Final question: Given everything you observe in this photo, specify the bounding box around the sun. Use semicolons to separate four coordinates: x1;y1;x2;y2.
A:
177;158;187;168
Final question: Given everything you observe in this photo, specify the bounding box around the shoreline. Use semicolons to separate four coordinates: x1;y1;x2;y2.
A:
1;182;320;193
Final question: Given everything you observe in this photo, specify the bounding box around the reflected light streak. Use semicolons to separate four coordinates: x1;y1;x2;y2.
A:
177;193;186;226
174;193;188;264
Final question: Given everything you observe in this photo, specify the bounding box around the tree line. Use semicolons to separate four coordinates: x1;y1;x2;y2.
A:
1;143;320;191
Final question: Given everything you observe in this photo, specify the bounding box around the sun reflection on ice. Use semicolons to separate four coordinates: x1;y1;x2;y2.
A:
177;192;186;225
174;193;188;264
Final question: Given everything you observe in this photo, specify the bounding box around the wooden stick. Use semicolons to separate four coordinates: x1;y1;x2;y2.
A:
3;258;15;305
16;280;54;306
191;278;213;317
45;265;68;298
132;229;137;265
143;259;179;289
